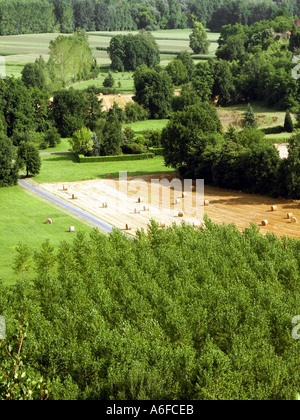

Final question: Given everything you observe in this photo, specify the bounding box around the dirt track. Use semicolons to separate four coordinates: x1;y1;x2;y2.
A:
40;176;300;240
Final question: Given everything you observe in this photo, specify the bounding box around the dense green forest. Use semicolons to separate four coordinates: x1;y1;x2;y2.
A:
0;221;299;400
0;0;300;35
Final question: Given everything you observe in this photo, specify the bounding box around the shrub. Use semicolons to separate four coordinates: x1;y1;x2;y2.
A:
125;102;149;123
103;72;115;88
44;127;61;148
130;142;148;154
149;147;164;155
284;110;294;133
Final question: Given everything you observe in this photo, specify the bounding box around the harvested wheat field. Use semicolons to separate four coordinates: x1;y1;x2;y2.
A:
97;93;134;111
40;176;300;239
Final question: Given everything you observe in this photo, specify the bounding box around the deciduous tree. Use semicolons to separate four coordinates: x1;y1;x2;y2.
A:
189;21;210;54
17;142;41;177
0;134;18;187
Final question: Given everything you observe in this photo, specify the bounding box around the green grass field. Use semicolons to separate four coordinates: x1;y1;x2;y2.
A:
72;70;135;94
123;119;169;135
34;154;175;183
40;138;71;153
0;186;93;285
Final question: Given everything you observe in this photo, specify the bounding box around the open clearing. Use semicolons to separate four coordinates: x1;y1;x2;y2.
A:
40;176;300;240
217;103;295;130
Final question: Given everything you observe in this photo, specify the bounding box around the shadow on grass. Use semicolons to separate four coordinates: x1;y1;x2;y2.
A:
42;153;79;163
97;170;178;179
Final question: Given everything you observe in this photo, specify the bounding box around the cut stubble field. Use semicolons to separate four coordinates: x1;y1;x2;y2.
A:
39;176;300;241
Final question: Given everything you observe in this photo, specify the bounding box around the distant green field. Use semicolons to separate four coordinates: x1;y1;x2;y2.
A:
72;70;135;94
0;186;92;285
34;154;175;183
0;30;220;78
264;132;293;143
123;119;169;135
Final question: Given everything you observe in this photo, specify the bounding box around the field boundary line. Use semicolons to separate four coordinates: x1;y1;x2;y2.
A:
18;179;114;234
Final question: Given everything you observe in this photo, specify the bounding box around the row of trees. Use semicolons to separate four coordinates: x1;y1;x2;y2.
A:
189;15;300;109
1;0;300;35
0;222;299;400
161;101;300;199
0;0;56;35
0;76;82;146
0;133;41;186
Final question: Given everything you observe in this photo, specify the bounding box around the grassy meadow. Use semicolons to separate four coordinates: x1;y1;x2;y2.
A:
123;119;169;134
34;154;176;183
0;186;93;285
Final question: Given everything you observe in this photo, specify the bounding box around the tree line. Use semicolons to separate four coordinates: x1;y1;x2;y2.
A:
208;14;300;109
1;0;300;35
159;94;300;199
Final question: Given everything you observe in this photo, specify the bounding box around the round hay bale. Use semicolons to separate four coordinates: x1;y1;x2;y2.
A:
204;200;210;207
72;194;78;200
45;218;53;225
102;202;108;208
63;185;68;191
178;211;184;218
262;220;269;226
138;197;144;203
182;192;187;198
134;208;140;214
291;217;297;224
143;205;149;212
287;213;293;219
175;198;181;204
271;205;277;212
125;224;132;231
69;226;75;232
